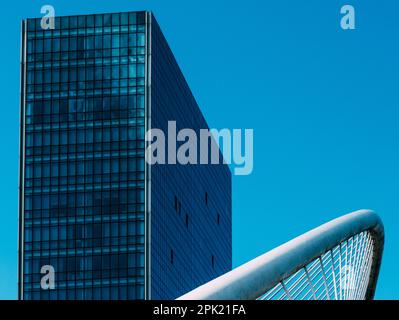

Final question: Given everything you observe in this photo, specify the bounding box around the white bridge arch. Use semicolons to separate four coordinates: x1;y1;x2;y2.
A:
178;210;384;300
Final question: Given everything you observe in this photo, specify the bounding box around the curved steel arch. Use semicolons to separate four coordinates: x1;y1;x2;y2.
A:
178;210;384;300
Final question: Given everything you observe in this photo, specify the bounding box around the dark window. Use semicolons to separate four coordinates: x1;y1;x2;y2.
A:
205;192;208;205
174;196;181;215
217;214;220;226
212;255;215;269
185;214;189;228
170;249;174;265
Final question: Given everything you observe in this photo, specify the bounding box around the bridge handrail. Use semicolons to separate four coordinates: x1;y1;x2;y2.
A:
178;210;384;300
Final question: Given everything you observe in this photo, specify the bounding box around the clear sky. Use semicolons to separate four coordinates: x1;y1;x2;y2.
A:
0;0;398;299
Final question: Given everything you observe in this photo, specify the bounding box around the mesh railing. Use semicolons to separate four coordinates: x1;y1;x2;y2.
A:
177;210;384;301
258;231;374;300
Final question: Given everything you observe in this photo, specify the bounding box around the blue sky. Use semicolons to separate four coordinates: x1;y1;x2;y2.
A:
0;0;398;299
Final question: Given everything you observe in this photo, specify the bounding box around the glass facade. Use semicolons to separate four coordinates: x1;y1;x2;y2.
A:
149;16;232;299
20;11;147;300
19;11;232;300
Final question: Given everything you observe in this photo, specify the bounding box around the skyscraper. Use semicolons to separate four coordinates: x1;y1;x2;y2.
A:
19;11;231;300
